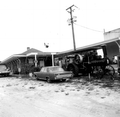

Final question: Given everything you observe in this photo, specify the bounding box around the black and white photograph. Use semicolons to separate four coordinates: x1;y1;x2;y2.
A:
0;0;120;117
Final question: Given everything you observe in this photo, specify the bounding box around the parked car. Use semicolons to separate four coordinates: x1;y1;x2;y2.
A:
34;66;73;82
0;64;11;77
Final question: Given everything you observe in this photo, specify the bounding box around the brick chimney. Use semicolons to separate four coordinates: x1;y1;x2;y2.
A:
27;47;30;50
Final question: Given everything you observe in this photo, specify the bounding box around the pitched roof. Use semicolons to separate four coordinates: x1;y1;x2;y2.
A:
20;48;52;56
1;48;52;64
21;48;43;55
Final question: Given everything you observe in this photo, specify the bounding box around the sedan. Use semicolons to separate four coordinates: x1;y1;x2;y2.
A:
0;64;11;77
34;66;73;82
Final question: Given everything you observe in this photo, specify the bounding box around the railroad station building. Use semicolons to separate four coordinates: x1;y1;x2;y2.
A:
0;47;54;74
104;28;120;60
1;28;120;75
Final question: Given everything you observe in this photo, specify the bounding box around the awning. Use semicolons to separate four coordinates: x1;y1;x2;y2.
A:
1;54;26;64
55;38;120;56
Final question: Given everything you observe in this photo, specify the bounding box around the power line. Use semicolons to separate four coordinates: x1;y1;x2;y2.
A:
74;23;103;33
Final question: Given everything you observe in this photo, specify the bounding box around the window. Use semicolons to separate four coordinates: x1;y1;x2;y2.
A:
28;59;34;64
49;67;64;73
41;68;45;72
97;49;103;58
112;56;118;64
41;68;47;72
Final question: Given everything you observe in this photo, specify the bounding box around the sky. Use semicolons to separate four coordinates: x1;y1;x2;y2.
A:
0;0;120;61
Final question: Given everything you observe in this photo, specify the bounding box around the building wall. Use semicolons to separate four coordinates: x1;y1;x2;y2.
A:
104;28;120;40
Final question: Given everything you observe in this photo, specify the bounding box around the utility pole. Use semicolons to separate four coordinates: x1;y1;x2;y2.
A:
66;5;78;51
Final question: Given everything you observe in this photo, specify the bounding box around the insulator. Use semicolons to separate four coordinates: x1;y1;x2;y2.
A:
74;20;77;22
73;16;77;19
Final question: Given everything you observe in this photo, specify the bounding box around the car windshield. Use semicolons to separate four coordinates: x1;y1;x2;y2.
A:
48;67;64;73
0;65;7;71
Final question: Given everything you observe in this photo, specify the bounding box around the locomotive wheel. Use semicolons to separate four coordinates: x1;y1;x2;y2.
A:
68;64;79;77
92;66;104;79
105;65;115;79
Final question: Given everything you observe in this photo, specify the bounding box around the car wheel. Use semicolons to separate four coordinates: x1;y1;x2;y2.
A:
62;79;66;82
4;74;8;77
47;78;51;83
34;75;39;80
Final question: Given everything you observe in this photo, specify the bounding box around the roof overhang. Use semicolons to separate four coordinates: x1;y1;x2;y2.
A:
1;54;26;64
1;52;53;64
76;38;120;52
56;38;120;56
26;53;38;56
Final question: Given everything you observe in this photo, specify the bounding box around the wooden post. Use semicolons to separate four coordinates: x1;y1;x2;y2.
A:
34;53;38;67
51;53;56;66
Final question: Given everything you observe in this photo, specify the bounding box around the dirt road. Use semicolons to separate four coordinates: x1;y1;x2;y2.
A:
0;77;120;117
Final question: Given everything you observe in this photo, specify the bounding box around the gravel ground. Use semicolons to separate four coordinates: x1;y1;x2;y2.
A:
0;76;120;117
